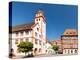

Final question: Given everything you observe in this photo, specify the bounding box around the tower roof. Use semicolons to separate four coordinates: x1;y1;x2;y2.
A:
35;10;46;23
36;9;44;14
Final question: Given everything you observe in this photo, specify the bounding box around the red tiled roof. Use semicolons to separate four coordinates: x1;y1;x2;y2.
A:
63;29;78;35
10;22;35;32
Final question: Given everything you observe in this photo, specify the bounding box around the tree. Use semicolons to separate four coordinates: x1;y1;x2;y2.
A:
52;45;59;54
17;41;33;56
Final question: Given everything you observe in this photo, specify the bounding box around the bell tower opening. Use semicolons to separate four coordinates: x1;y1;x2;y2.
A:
34;10;46;24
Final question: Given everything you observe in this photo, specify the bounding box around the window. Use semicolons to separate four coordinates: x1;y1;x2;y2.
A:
75;50;77;53
39;35;41;38
35;32;38;36
36;19;38;21
35;39;38;44
43;43;45;46
16;32;18;36
39;48;41;52
20;38;23;42
20;31;23;36
26;31;29;35
66;32;68;34
39;18;40;21
73;32;76;34
68;50;69;54
10;48;14;52
46;50;47;52
34;48;37;53
37;28;39;31
39;40;41;45
65;50;66;53
26;38;29;42
15;39;18;44
71;50;73;53
70;32;72;34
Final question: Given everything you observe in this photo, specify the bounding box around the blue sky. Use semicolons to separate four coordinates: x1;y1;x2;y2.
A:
10;1;78;41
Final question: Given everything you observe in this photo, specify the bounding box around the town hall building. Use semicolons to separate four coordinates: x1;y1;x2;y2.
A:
9;10;47;56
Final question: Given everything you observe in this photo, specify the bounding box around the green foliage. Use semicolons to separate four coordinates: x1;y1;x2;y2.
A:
15;41;18;44
52;45;59;51
17;41;33;55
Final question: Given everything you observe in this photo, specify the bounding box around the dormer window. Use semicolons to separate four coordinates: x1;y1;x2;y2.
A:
66;32;68;34
70;32;72;34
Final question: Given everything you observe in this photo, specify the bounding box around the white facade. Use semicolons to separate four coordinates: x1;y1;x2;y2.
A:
45;42;55;54
9;10;47;56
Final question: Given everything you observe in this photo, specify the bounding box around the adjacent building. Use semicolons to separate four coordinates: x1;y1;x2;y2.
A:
51;29;78;54
51;39;62;52
9;10;47;56
45;38;54;54
61;29;78;54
